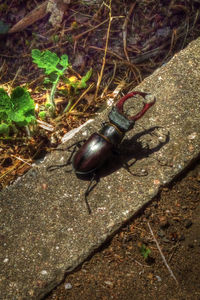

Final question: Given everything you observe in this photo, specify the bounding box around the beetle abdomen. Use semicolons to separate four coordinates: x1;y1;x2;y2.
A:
72;133;113;174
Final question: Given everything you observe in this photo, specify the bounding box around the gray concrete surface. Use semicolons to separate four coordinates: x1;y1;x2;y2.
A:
0;37;200;300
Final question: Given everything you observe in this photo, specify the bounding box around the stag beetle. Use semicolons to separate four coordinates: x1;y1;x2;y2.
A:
48;91;156;213
72;91;155;175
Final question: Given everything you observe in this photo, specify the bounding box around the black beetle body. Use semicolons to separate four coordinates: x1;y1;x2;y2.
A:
72;91;155;176
72;123;124;174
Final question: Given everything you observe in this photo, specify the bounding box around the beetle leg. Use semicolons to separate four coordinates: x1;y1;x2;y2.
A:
47;140;85;172
46;162;72;172
123;161;148;176
47;146;76;172
84;173;99;214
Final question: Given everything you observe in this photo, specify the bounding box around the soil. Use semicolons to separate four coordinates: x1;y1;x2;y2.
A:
45;160;200;300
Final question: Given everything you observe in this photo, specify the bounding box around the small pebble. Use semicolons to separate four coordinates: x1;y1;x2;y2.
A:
155;275;162;282
41;270;48;275
104;280;114;288
179;234;185;241
65;283;72;290
162;237;170;243
188;132;197;140
182;206;188;211
157;229;165;238
159;216;169;229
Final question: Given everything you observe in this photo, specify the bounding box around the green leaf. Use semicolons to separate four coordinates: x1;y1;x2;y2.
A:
11;87;35;112
83;68;92;82
140;244;151;259
79;68;92;88
31;49;60;75
60;54;69;68
0;88;12;112
0;87;36;136
39;111;47;120
43;77;52;84
0;88;12;122
52;34;59;43
9;87;36;127
45;102;52;108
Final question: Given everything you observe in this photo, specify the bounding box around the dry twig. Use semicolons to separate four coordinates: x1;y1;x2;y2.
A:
8;1;48;33
10;155;32;166
122;2;136;62
100;60;117;98
68;83;95;113
94;0;112;100
147;222;179;285
73;18;109;41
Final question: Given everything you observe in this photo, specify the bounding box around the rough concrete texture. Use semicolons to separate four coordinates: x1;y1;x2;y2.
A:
0;37;200;300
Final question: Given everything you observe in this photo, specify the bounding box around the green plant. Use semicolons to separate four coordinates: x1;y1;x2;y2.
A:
31;49;92;115
0;87;36;136
65;69;92;93
38;111;47;120
140;244;151;260
32;49;69;111
52;34;59;43
65;34;73;43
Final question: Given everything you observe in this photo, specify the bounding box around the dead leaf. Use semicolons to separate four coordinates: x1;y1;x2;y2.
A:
9;1;48;33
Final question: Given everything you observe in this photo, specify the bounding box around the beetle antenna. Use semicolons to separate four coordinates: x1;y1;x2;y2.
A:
47;143;77;172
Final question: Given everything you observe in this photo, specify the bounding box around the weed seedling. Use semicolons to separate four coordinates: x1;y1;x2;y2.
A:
32;49;69;113
31;49;92;117
139;243;151;260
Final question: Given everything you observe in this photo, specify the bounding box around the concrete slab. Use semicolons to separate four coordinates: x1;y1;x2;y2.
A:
0;37;200;299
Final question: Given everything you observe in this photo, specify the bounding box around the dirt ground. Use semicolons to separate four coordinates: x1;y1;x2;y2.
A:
45;160;200;300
